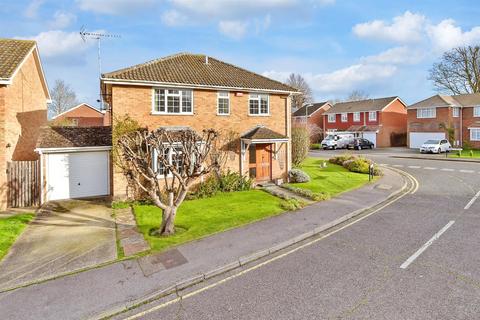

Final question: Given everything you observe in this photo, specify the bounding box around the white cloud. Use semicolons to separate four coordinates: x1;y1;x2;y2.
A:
362;46;425;65
24;0;44;18
50;11;77;29
218;20;249;40
161;10;188;27
353;11;426;43
77;0;155;15
427;19;480;52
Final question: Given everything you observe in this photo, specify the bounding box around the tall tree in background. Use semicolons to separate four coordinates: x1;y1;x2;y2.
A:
346;90;370;101
49;79;78;117
286;73;313;110
429;45;480;94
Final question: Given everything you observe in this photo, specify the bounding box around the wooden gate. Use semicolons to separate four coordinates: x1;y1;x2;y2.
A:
7;160;40;208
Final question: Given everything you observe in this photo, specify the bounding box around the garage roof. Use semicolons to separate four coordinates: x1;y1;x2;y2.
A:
36;126;112;149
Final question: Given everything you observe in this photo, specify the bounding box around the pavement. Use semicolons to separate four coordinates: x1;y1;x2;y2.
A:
124;150;480;320
0;199;117;291
0;166;405;320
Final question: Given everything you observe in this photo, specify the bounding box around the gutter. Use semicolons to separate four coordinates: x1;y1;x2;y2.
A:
35;146;112;154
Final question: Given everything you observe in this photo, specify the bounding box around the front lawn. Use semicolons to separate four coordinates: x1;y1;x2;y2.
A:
134;190;284;252
448;149;480;159
0;213;34;261
286;158;371;197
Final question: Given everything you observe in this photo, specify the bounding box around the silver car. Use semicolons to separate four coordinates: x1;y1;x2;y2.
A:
420;139;451;154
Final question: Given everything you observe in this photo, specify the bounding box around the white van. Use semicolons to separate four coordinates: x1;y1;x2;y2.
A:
321;133;354;150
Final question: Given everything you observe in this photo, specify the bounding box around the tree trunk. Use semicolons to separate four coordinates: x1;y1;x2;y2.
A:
159;206;177;235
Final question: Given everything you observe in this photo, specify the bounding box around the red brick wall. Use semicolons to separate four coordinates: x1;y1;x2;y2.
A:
376;99;407;147
462;107;480;149
292;106;329;142
53;104;106;127
109;85;291;198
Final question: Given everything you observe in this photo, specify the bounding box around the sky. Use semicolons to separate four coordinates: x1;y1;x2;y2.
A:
2;0;480;108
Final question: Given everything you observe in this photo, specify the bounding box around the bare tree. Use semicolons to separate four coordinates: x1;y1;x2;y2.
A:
286;73;313;110
117;127;220;235
429;45;480;94
345;90;370;102
49;79;78;117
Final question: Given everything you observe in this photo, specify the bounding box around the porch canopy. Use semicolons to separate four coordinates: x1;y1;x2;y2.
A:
240;126;289;160
347;125;381;133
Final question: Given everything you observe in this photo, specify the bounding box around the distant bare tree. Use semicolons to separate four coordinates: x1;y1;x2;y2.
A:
286;73;313;110
429;45;480;94
49;79;78;117
346;90;370;102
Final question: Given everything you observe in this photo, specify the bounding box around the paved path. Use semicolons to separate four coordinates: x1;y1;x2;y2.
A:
0;199;116;291
0;168;404;320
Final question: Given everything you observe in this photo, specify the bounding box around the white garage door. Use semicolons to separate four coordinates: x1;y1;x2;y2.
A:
362;132;377;147
46;151;110;201
409;132;446;149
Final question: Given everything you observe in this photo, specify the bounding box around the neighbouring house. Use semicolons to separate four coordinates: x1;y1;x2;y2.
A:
35;53;297;202
0;38;50;210
407;93;480;149
292;101;332;142
35;126;112;203
323;97;408;147
51;103;110;127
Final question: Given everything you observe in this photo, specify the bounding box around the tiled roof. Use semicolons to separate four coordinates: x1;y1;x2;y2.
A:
0;38;36;80
324;97;399;114
347;125;381;132
241;126;287;140
36;126;112;149
409;93;480;109
102;53;297;93
451;93;480;107
293;101;330;117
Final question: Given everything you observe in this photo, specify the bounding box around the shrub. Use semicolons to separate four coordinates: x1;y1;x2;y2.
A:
470;150;474;157
292;127;310;166
280;198;306;211
289;168;310;183
188;171;253;199
282;185;330;202
457;150;462;157
329;154;357;166
342;157;383;176
310;143;321;150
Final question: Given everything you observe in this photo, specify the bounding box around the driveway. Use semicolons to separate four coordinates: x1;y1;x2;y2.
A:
0;199;116;290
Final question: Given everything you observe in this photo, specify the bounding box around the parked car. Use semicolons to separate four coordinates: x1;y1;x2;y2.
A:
347;138;375;150
321;133;354;150
419;139;451;154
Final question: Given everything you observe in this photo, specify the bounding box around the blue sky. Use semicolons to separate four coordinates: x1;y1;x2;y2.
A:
2;0;480;107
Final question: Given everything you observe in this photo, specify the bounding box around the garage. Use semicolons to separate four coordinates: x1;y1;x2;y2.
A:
36;126;112;203
362;132;377;147
409;132;446;149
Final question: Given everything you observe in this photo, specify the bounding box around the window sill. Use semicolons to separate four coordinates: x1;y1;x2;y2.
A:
151;112;194;116
248;114;270;117
217;113;230;116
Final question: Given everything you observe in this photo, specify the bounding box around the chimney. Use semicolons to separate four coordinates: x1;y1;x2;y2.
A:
205;55;209;64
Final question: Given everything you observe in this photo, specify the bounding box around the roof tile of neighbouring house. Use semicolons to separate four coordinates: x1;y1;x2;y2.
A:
36;126;112;148
408;95;461;109
0;38;36;80
451;93;480;106
102;53;297;92
324;97;399;114
241;126;287;140
293;101;330;117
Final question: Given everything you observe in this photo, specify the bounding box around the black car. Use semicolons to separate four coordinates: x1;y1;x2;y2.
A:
347;138;375;150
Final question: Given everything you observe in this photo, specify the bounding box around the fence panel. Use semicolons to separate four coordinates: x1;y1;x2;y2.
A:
7;160;40;208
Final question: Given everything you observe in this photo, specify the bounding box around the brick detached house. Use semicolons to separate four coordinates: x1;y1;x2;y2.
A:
407;93;480;149
292;101;331;142
51;103;110;127
323;97;407;147
0;39;50;210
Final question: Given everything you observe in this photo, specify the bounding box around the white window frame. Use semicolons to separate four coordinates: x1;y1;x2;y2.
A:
470;128;480;141
353;112;360;122
368;111;377;121
327;114;336;123
417;108;436;119
474;106;480;117
248;94;270;116
452;107;460;117
152;146;186;178
217;91;230;115
152;88;194;115
341;113;348;122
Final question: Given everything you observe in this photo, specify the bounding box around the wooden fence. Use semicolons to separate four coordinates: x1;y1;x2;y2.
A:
7;160;40;208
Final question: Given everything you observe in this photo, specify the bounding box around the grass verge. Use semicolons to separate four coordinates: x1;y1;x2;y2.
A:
134;190;284;253
0;213;34;261
448;149;480;159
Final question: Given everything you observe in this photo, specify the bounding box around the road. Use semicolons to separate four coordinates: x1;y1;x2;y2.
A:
117;149;480;319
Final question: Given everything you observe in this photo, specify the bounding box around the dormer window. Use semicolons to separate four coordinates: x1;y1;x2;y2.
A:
153;88;193;114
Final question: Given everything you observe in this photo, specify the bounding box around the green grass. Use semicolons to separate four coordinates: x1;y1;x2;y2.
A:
134;190;285;252
448;149;480;159
286;158;371;197
0;213;34;261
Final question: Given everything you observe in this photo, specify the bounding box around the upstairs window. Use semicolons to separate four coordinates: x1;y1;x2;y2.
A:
474;106;480;117
353;112;360;122
452;107;460;117
153;89;193;114
417;108;436;118
368;111;377;121
217;91;230;115
341;113;348;122
249;94;269;115
327;114;336;123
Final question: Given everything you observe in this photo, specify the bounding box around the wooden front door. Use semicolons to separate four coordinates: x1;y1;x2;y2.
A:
248;144;272;181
